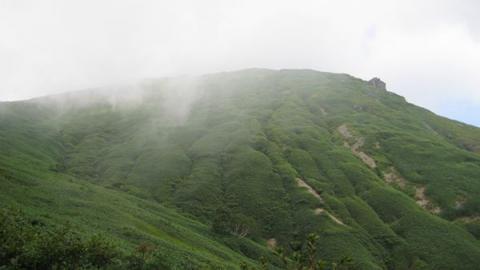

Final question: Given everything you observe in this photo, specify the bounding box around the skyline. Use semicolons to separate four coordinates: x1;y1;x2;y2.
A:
1;0;479;127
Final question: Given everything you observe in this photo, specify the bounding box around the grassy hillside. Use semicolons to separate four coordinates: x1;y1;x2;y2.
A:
1;69;480;269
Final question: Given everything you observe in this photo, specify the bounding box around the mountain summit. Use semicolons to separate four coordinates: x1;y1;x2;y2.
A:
368;77;386;90
1;69;480;269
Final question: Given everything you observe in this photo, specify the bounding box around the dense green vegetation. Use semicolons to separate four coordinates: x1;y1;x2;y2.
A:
1;208;126;269
1;69;480;269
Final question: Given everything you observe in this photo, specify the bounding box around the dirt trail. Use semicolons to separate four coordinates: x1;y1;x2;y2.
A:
382;167;441;214
337;124;353;139
296;178;345;225
296;178;323;202
314;208;345;225
338;124;440;214
455;197;467;209
383;167;407;188
415;186;441;214
319;106;328;116
266;238;277;249
338;126;441;214
337;124;377;169
456;216;480;223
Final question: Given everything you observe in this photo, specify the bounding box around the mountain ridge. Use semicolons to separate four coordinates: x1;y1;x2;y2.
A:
1;68;480;269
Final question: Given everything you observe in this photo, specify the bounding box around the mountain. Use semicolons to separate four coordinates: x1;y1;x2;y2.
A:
1;69;480;269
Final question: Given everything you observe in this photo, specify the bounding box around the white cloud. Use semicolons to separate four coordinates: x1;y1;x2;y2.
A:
0;0;479;124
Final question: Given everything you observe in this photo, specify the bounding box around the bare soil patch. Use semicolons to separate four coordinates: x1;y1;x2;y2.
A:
415;186;441;214
337;124;377;169
296;178;345;225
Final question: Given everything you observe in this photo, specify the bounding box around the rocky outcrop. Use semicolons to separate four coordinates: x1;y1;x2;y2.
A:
369;77;386;90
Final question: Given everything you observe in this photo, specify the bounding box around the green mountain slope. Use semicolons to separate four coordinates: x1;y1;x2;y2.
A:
0;102;269;269
1;69;480;269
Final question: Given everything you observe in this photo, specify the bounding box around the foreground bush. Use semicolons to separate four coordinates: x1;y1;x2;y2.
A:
0;208;171;269
241;234;357;270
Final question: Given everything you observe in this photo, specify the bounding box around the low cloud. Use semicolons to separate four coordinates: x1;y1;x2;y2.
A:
0;0;479;125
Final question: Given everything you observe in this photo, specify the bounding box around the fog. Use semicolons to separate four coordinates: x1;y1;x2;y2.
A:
1;0;479;126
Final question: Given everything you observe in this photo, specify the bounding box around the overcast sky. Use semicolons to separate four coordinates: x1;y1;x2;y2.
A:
1;0;479;126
